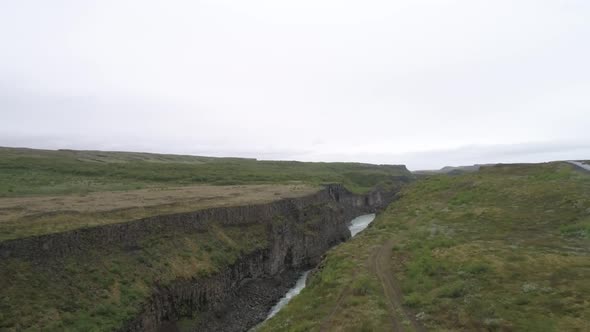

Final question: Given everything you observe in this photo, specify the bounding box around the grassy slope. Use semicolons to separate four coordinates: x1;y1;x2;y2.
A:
261;162;590;331
0;147;411;197
0;222;269;331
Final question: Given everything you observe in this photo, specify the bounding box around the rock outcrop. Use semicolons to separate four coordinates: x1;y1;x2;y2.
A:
121;185;397;332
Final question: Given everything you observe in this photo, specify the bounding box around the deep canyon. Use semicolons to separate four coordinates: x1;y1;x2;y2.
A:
0;184;399;332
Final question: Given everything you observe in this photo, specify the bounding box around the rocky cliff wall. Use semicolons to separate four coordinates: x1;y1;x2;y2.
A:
0;184;393;262
119;185;397;332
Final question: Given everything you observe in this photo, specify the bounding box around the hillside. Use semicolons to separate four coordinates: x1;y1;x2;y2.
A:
261;162;590;331
413;164;493;176
0;147;411;198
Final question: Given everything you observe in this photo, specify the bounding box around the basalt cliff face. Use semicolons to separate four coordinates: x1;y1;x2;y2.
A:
122;185;397;332
0;184;400;332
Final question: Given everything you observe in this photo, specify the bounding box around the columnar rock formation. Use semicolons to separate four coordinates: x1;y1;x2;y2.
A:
0;184;399;332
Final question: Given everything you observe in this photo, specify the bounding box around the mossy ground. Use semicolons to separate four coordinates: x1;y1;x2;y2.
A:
261;162;590;331
0;223;268;331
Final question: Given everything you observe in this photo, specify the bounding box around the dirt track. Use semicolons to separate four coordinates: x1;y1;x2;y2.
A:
368;240;426;332
318;239;427;332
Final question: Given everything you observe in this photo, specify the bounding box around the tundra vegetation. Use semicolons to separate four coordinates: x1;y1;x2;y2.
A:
0;147;411;331
0;147;409;197
0;147;410;240
261;162;590;331
0;222;269;330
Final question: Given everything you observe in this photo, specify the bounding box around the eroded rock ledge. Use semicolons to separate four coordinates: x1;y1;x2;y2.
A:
122;185;397;332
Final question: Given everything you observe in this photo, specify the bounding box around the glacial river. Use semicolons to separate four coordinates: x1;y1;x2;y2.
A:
259;213;377;324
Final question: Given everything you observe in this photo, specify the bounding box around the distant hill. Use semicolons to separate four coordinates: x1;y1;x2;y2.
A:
413;164;495;175
0;146;413;197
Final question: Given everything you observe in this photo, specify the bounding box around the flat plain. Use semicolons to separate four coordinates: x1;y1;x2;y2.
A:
0;184;318;241
0;146;411;241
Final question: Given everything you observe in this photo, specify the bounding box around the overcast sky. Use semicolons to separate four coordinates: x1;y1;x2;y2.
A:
1;1;589;169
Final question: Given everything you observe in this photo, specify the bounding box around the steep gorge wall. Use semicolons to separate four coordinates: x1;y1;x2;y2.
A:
0;185;391;262
121;185;396;332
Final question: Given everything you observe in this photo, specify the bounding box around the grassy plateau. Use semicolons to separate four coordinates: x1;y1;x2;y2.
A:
0;147;411;241
0;147;410;198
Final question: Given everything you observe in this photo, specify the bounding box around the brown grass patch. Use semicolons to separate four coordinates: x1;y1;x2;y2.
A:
0;184;318;241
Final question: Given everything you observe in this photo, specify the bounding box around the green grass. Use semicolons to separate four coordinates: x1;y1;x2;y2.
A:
0;222;268;331
0;147;411;197
260;250;392;332
260;162;590;331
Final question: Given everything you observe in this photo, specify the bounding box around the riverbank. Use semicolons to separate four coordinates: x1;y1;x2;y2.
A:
253;213;378;329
